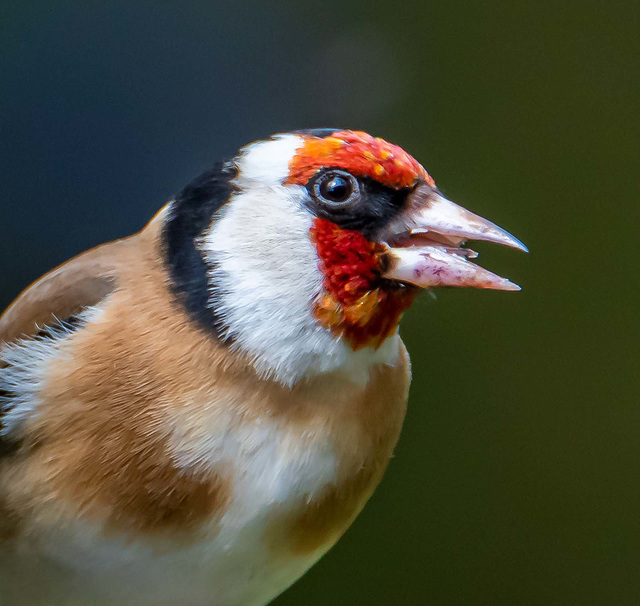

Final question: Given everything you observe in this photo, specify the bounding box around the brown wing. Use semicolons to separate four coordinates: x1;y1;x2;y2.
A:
0;237;136;346
0;236;136;456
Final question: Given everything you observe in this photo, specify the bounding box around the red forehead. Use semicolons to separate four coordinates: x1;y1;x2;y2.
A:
286;130;435;190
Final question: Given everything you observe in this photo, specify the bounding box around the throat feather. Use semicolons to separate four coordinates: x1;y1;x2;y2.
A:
310;218;416;350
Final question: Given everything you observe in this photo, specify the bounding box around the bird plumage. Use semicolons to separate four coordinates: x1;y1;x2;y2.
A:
0;129;524;605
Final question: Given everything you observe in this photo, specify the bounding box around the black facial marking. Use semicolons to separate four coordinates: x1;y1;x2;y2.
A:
306;168;412;239
163;161;237;338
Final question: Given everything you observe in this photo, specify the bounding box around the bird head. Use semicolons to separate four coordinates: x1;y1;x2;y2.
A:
164;129;526;385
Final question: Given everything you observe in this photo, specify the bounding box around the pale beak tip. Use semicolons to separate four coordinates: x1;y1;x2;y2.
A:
501;280;522;292
497;231;529;253
513;239;529;254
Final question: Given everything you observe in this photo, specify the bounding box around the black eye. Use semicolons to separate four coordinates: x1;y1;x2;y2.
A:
314;171;358;205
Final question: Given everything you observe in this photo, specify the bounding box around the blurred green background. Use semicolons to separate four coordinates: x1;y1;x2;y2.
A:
1;1;639;604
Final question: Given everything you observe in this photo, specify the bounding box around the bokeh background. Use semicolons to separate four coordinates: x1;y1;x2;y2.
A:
1;1;639;604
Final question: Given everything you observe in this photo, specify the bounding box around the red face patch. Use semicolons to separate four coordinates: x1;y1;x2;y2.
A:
287;130;434;190
310;218;417;350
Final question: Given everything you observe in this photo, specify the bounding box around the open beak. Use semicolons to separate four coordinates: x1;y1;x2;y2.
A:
381;183;528;291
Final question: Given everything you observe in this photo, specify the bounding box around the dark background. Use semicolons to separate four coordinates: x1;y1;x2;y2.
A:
1;1;639;604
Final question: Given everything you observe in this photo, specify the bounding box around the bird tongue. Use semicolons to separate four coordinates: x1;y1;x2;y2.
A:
380;184;527;291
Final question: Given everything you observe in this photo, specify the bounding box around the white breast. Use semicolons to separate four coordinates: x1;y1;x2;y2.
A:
5;405;342;606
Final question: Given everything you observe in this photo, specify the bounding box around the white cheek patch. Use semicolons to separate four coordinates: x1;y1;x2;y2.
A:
201;181;400;387
235;134;305;187
202;184;334;384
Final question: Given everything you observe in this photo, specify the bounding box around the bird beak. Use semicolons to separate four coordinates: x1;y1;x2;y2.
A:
381;183;528;291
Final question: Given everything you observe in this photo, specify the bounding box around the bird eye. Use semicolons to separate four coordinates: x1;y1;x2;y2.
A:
314;171;358;205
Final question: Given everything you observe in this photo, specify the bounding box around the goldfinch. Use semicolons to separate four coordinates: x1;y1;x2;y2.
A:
0;129;526;606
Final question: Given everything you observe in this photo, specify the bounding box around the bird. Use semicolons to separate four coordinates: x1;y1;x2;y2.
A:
0;129;526;606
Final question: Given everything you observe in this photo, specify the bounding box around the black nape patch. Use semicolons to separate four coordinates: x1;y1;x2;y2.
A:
163;162;238;338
